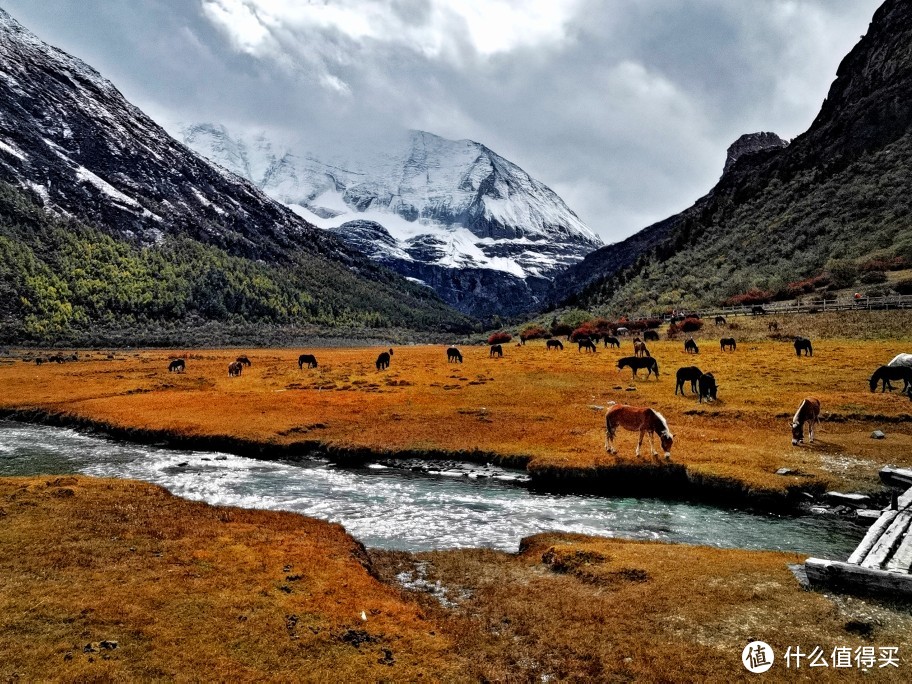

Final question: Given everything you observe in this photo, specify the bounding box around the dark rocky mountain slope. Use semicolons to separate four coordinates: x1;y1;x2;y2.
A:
553;0;912;315
0;8;471;340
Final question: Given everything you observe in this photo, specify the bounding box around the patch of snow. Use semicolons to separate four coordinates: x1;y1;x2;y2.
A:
0;138;27;161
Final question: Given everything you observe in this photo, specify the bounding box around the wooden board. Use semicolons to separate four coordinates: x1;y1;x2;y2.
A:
805;558;912;598
860;511;912;570
880;466;912;489
885;526;912;574
847;509;899;565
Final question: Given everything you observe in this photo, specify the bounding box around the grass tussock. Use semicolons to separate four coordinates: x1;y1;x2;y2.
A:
372;534;912;682
0;476;464;682
2;335;912;496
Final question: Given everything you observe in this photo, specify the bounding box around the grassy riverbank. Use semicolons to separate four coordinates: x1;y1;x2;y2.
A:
2;476;911;681
2;334;911;504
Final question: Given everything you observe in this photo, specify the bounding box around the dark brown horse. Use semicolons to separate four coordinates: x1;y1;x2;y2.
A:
684;338;699;354
605;403;674;458
228;361;243;377
720;338;736;352
604;336;620;348
546;339;564;350
675;366;702;395
791;397;820;445
376;351;391;370
236;355;251;367
714;316;726;326
870;365;912;393
643;330;660;342
447;347;463;363
794;337;812;357
490;344;503;358
168;359;185;373
577;338;597;353
618;356;659;379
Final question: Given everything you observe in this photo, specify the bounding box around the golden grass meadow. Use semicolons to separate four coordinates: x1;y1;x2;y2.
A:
3;313;912;681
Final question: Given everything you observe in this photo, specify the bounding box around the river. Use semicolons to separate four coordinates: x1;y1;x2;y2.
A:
0;421;862;556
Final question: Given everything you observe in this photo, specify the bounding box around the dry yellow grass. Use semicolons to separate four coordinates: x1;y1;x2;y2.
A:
2;332;911;497
373;533;912;682
4;477;911;682
0;476;462;682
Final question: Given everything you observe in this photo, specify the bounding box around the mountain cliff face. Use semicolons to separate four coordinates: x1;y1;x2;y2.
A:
0;8;471;339
179;125;602;318
554;0;912;315
722;133;788;175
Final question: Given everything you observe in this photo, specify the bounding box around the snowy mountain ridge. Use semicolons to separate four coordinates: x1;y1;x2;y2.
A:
178;124;602;313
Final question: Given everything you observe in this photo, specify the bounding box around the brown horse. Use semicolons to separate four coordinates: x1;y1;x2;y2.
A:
791;397;820;446
228;360;243;377
633;339;650;358
605;403;674;459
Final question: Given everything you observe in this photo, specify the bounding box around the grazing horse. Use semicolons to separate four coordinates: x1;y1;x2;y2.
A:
675;366;702;395
714;316;726;326
604;336;620;348
490;344;503;358
236;355;251;367
605;404;674;459
794;337;812;357
684;338;699;354
767;321;779;332
376;351;391;370
298;354;318;369
546;339;564;350
616;327;629;336
447;347;463;363
869;365;912;393
888;353;912;368
720;338;736;352
168;359;185;373
35;357;45;365
752;305;766;315
633;339;651;358
791;397;820;445
643;330;660;342
228;361;243;377
617;356;659;379
698;373;718;403
577;338;597;353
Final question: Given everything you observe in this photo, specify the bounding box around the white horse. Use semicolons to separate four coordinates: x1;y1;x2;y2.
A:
888;353;912;368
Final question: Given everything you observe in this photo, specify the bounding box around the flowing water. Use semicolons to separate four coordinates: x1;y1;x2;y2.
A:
0;421;863;556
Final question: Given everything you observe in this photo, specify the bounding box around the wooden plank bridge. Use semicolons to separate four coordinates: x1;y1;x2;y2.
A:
805;467;912;598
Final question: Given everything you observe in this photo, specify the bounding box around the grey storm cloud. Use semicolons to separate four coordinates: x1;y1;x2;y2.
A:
0;0;884;243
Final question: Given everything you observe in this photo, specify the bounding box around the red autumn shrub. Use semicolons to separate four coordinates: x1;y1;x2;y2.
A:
722;288;774;306
519;325;548;342
487;331;512;345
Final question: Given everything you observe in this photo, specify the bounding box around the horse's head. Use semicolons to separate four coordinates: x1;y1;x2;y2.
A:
660;431;674;457
869;372;879;392
790;421;803;445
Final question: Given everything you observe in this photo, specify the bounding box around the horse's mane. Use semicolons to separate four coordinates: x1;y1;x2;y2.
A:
650;409;671;436
792;399;807;426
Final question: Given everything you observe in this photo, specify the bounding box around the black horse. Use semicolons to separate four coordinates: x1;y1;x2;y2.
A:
376;351;391;370
618;356;659;379
577;338;597;353
869;365;912;393
168;359;185;373
447;347;463;363
546;339;564;350
236;355;251;367
298;354;318;369
698;373;718;403
684;338;699;354
794;337;813;357
752;305;766;315
643;330;660;342
720;338;736;352
715;316;726;326
675;366;702;395
604;336;620;348
490;344;503;358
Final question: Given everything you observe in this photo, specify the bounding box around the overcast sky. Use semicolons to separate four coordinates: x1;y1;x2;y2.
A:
1;0;883;243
